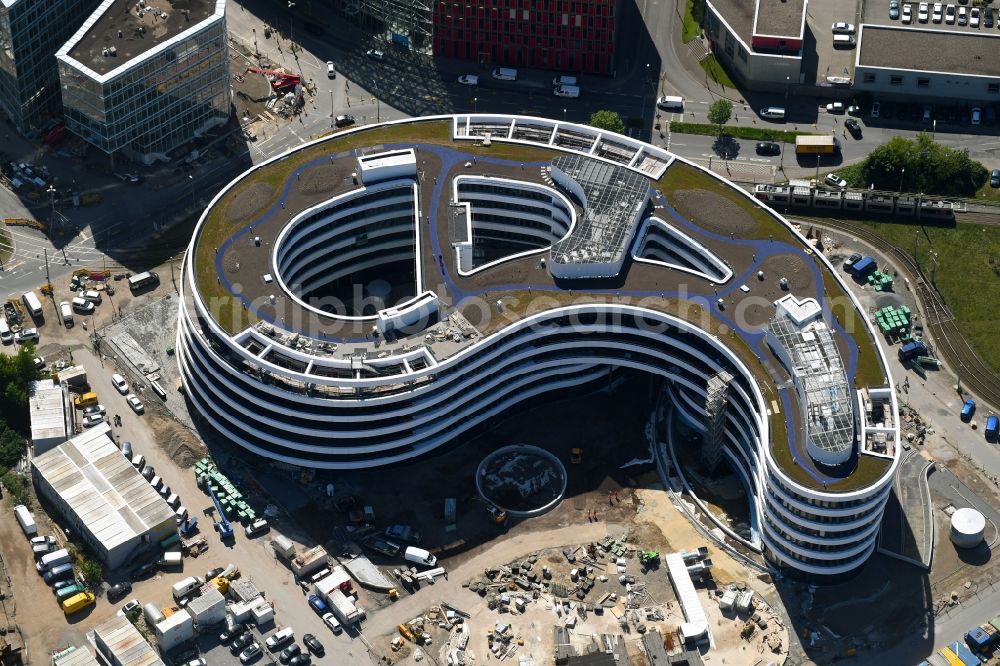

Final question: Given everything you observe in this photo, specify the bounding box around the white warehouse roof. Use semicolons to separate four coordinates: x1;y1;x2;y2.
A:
32;428;176;552
28;380;68;446
90;614;164;666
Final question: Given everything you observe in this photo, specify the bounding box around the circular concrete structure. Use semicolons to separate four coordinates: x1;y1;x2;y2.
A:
475;444;568;517
176;115;902;578
950;507;986;548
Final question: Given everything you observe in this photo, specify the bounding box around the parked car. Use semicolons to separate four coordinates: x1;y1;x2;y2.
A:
52;579;79;592
755;141;781;156
844;118;863;139
932;2;943;22
31;535;57;548
457;74;479;86
971;108;982;126
990;169;1000;188
958;6;967;24
322;612;343;634
326;61;336;78
240;643;262;663
902;4;912;22
206;567;225;581
126;394;144;414
288;655;312;666
231;632;255;654
970;6;980;26
121;599;141;617
825;102;845;113
918;2;928;22
279;644;302;663
111;373;129;394
308;594;327;614
14;328;38;344
334;115;355;128
107;581;131;601
220;626;243;643
961;399;976;421
83;403;106;418
131;560;157;580
846;105;861;116
824;173;848;188
831;21;855;33
365;49;385;61
302;634;324;656
141;466;155;481
871;101;881;118
889;0;900;19
83;412;105;428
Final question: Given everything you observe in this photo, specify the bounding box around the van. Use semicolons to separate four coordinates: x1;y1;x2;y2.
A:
127;271;159;293
44;562;75;584
833;34;856;48
22;291;43;319
985;415;999;442
553;75;578;86
174;506;188;524
71;297;94;314
553;84;580;98
491;67;518;81
131;455;145;473
74;392;98;409
149;475;163;492
37;548;72;573
15;504;37;537
656;96;685;112
265;627;295;650
82;290;102;304
33;542;55;558
760;106;786;120
55;583;85;601
166;493;181;509
171;576;204;601
404;546;437;568
0;319;12;345
62;591;96;615
59;301;74;327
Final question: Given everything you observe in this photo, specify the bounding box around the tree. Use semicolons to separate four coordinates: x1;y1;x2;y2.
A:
588;110;626;135
1;471;31;508
850;132;988;197
0;344;42;437
707;99;733;135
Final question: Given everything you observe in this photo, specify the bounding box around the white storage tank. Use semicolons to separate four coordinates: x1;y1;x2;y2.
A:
950;508;986;548
143;602;165;626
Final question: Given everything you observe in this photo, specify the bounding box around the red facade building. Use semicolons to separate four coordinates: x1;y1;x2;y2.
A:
433;0;619;75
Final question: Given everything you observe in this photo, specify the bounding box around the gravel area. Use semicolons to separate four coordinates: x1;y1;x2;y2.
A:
672;189;757;235
296;164;341;195
760;253;810;291
227;182;275;222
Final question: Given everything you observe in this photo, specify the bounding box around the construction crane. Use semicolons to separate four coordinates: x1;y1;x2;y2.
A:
207;484;234;541
244;67;301;92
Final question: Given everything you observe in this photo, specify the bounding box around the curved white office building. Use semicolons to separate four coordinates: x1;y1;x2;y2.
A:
176;116;900;578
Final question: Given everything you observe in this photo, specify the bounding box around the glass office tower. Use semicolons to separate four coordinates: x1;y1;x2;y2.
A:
57;0;230;164
0;0;102;135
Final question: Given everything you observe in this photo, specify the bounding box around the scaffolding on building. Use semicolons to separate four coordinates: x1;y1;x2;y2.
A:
352;0;433;52
701;369;734;472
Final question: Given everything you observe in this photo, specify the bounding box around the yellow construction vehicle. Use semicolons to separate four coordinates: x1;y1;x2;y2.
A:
388;588;398;600
398;624;414;641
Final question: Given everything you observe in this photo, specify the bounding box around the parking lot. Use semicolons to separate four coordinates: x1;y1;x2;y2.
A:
804;0;862;85
864;0;1000;32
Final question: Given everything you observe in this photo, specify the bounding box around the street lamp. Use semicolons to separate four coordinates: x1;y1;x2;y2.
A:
188;174;195;210
473;97;478;114
287;1;295;43
563;108;567;122
898;167;905;193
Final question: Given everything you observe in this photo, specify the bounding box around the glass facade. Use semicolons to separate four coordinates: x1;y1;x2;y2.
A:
58;8;229;163
0;0;101;134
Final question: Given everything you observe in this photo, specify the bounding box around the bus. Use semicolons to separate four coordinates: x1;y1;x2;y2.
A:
795;135;839;155
128;271;160;292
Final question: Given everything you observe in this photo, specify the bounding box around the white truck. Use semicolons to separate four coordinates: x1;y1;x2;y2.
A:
14;505;37;537
405;546;437;568
328;588;365;626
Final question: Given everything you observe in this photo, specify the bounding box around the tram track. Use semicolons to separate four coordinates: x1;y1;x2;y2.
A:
795;216;1000;410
